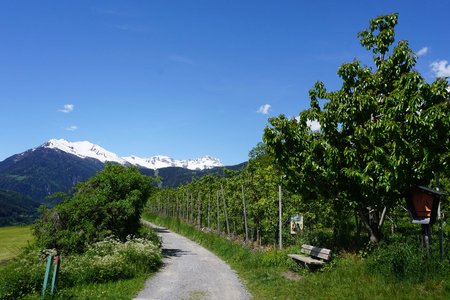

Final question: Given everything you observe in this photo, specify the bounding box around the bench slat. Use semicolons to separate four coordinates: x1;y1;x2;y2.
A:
301;244;331;261
288;254;325;265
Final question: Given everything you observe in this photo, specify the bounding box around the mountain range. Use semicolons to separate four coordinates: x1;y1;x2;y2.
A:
0;139;245;226
42;139;223;170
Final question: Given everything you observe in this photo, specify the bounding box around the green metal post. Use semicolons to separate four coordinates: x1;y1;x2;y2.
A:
41;255;53;298
51;256;61;295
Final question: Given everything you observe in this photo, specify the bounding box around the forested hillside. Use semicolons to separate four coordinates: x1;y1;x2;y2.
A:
0;189;39;226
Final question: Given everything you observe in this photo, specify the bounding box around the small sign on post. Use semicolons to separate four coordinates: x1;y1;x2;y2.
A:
290;214;304;234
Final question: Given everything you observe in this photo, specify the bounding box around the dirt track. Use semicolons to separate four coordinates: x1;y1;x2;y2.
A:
134;221;251;300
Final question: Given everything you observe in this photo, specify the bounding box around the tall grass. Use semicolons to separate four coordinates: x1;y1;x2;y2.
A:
145;213;450;299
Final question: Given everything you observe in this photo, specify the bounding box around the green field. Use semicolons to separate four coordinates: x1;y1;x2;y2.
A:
0;225;34;262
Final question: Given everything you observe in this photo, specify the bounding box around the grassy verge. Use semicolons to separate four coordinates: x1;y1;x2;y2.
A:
144;213;450;300
23;275;149;300
0;225;34;262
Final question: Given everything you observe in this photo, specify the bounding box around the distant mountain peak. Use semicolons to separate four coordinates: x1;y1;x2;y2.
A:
40;139;127;164
122;154;222;170
40;139;223;170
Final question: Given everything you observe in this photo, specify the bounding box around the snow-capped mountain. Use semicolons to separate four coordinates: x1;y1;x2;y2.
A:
123;155;222;170
40;139;223;170
42;139;127;164
0;139;244;208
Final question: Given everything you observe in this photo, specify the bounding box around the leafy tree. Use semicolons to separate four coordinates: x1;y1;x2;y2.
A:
34;164;154;253
264;13;450;243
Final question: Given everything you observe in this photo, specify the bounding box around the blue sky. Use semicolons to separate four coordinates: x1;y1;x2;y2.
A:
1;1;449;165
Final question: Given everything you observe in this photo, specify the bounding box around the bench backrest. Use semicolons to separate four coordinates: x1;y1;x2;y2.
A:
301;244;331;261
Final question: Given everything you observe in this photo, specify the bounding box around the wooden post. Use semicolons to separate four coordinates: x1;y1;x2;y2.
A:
187;194;190;222
279;185;282;250
190;194;194;224
422;224;432;250
207;191;211;229
216;190;221;234
437;173;444;260
221;185;231;237
197;192;201;227
184;193;188;221
176;196;179;219
242;185;249;242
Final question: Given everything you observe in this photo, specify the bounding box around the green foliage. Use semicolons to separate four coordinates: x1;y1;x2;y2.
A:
137;223;162;247
33;164;154;254
60;236;162;285
298;227;334;249
0;189;39;226
0;247;46;300
264;13;450;243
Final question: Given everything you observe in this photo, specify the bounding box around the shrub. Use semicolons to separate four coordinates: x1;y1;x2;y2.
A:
299;227;334;248
61;236;162;285
33;164;155;254
138;224;161;248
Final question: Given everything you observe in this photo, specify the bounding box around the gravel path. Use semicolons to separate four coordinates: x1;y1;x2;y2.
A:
134;221;251;300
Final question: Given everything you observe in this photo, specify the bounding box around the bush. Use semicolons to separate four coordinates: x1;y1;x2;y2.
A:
138;224;161;248
299;227;334;248
33;164;155;254
60;236;162;285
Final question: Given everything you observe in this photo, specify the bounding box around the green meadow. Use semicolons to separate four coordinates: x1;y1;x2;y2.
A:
0;225;34;262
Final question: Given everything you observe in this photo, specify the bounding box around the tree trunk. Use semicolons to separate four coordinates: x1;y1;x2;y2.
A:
355;209;361;245
358;206;387;243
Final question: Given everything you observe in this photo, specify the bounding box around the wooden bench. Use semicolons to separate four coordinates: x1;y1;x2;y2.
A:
288;244;331;269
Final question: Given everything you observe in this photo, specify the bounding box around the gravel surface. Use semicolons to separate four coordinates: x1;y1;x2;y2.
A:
134;221;251;300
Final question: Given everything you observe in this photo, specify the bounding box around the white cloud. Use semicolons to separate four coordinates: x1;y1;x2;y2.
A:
306;119;321;132
416;47;429;57
430;60;450;77
66;125;78;131
59;104;74;113
257;104;271;115
65;125;78;131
